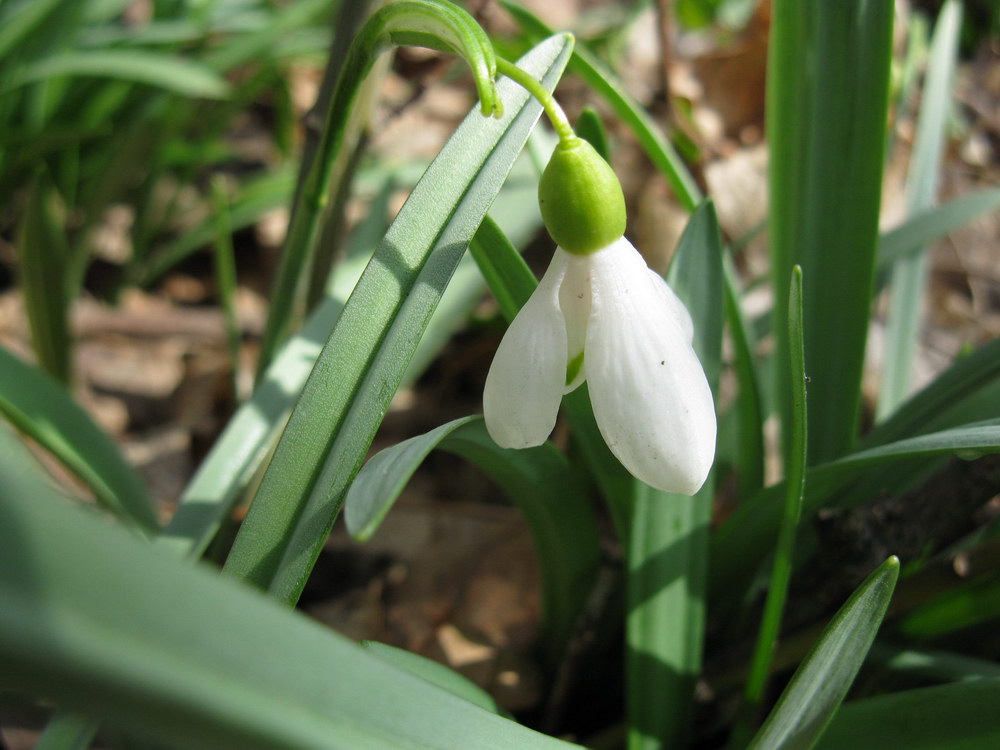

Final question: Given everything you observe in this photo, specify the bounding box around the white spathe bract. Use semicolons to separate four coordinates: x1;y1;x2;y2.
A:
483;236;716;495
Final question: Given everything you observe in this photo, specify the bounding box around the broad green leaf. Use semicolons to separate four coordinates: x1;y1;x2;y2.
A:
16;171;72;384
0;346;156;530
747;557;899;750
816;679;1000;750
361;641;506;716
768;0;894;463
627;201;724;750
500;0;701;211
222;35;575;604
878;187;1000;272
346;416;600;660
711;420;1000;598
735;267;808;743
2;51;232;98
879;0;963;419
0;426;584;750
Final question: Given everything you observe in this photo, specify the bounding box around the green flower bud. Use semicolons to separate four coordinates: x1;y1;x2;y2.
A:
537;137;626;255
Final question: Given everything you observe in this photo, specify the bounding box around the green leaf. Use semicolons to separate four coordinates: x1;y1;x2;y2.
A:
255;0;504;376
868;643;1000;683
0;0;65;59
34;712;99;750
361;641;507;716
877;187;1000;272
0;345;157;530
748;557;900;750
879;0;963;419
222;35;574;605
2;51;232;98
0;426;584;750
722;255;765;497
768;0;894;462
734;267;808;744
816;679;1000;750
16;171;72;384
468;214;537;323
500;0;702;211
897;572;1000;639
575;106;610;161
141;167;295;285
627;201;723;750
862;338;1000;450
711;420;1000;598
346;415;599;660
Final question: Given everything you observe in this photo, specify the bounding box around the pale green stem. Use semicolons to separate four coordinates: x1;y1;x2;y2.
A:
496;56;577;145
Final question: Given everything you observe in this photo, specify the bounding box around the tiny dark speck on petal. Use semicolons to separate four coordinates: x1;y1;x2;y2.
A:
660;360;665;365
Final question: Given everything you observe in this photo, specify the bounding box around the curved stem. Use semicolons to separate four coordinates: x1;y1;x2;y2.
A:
496;56;576;145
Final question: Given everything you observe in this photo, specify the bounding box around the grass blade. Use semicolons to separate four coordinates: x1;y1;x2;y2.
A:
816;679;1000;750
0;426;585;750
747;557;900;750
211;176;243;401
768;0;894;463
877;187;1000;272
627;201;723;750
2;51;232;98
16;170;72;384
0;345;157;530
222;35;574;604
34;712;98;750
879;0;963;419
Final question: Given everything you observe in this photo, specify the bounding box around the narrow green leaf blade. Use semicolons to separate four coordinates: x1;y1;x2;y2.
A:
878;187;1000;272
627;201;723;750
816;679;1000;750
0;346;156;530
16;172;72;385
748;557;900;750
3;50;232;98
768;0;894;462
711;420;1000;598
0;427;584;750
735;267;808;744
222;35;574;604
879;0;963;419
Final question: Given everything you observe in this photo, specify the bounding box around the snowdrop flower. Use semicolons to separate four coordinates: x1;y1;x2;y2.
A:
483;138;716;495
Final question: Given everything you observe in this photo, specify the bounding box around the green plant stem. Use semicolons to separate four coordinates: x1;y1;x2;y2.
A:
729;266;808;747
496;56;575;144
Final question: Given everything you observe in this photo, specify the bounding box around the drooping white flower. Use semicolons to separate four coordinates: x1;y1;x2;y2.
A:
483;236;716;495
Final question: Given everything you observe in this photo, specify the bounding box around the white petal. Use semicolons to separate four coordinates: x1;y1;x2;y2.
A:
484;250;570;448
649;269;694;344
585;237;716;494
559;252;592;393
